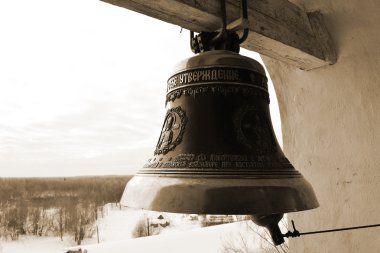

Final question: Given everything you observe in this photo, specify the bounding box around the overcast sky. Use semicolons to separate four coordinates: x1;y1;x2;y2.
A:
0;0;282;177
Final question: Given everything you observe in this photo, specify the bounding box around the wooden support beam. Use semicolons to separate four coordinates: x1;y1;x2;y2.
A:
100;0;336;70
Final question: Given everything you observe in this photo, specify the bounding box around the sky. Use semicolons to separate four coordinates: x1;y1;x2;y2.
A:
0;0;282;177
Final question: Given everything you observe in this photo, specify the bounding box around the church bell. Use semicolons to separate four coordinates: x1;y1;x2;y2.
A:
121;50;319;244
121;0;318;245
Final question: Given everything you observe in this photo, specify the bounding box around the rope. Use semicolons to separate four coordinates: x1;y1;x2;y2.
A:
283;220;380;238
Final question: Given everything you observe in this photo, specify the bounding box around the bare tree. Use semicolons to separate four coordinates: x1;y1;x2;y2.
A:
221;220;289;253
29;207;40;236
57;207;65;241
132;217;163;238
132;218;150;238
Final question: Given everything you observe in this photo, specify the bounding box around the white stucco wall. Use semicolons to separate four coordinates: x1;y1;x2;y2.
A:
262;0;380;252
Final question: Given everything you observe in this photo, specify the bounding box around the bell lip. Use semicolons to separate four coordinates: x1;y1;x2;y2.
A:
120;175;319;215
172;50;266;76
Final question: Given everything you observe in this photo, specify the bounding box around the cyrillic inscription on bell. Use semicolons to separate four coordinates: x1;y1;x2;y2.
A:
121;50;318;222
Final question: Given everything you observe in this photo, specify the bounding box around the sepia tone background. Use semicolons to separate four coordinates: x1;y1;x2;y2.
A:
1;0;379;252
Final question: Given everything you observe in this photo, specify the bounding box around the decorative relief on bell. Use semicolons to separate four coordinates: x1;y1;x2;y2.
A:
234;106;277;154
155;106;187;155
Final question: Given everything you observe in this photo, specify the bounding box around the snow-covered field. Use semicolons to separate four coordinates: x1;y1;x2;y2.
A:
67;222;258;253
0;235;82;253
0;204;205;253
0;203;278;253
95;203;206;242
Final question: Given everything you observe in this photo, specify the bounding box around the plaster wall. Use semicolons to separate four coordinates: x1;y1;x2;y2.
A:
262;0;380;252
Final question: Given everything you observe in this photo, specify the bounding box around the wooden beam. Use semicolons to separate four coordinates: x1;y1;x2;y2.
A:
100;0;336;70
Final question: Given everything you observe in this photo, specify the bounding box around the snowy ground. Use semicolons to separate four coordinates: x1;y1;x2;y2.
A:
68;205;269;253
0;204;276;253
67;222;260;253
0;235;90;253
95;203;205;242
0;204;206;253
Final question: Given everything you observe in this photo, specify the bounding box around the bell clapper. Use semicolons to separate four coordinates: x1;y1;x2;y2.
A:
251;214;285;246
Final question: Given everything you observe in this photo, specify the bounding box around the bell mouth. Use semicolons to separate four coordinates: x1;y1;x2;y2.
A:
120;175;319;215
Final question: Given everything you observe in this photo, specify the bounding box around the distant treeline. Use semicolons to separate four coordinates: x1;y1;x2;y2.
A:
0;175;132;243
0;176;132;207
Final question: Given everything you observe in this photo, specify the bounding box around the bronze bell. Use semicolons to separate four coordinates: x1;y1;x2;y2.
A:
121;50;318;245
